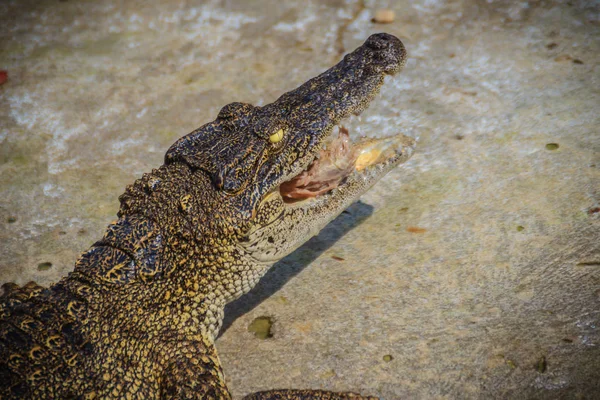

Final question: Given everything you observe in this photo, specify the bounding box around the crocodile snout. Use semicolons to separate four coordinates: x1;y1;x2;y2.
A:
364;33;407;75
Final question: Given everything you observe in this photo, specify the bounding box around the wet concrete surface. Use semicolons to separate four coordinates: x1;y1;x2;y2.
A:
1;0;599;398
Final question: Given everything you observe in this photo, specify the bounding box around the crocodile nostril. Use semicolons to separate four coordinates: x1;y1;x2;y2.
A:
366;33;396;50
362;33;406;75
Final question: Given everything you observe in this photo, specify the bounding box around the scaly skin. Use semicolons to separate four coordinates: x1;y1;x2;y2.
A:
0;33;414;399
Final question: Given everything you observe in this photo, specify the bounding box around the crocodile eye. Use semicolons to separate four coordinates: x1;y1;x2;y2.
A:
269;129;284;144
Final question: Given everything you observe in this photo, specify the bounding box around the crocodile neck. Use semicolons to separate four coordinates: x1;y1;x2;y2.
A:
59;162;270;341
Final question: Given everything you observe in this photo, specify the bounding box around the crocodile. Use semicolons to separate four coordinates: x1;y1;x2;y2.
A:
0;33;415;399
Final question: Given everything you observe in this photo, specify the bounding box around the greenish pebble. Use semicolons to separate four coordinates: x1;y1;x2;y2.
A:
516;225;525;232
383;354;393;362
545;143;559;151
248;316;273;339
535;356;547;373
37;262;53;271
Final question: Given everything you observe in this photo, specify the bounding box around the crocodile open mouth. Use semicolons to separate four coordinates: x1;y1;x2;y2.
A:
279;121;415;203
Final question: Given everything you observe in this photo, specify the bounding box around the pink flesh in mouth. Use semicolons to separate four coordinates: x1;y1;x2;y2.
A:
280;126;357;202
279;124;415;203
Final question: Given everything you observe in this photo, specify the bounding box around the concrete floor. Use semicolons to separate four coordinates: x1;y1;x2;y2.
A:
1;0;599;398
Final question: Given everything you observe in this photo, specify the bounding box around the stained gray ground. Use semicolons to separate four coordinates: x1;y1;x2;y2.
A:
1;0;599;399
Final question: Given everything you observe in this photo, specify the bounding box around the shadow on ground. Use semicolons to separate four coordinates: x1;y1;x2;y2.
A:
219;201;374;337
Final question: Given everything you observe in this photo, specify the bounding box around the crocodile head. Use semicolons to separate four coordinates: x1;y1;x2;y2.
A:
166;33;415;270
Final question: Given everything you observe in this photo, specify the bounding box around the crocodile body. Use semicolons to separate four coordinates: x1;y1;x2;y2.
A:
0;33;414;399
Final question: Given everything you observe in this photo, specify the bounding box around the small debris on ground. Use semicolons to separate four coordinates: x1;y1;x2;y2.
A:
535;356;547;373
0;71;8;85
248;316;273;340
37;262;53;271
372;9;395;24
554;55;572;62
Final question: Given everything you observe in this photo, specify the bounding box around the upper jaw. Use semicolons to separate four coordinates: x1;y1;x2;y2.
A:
250;33;408;203
270;33;408;194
